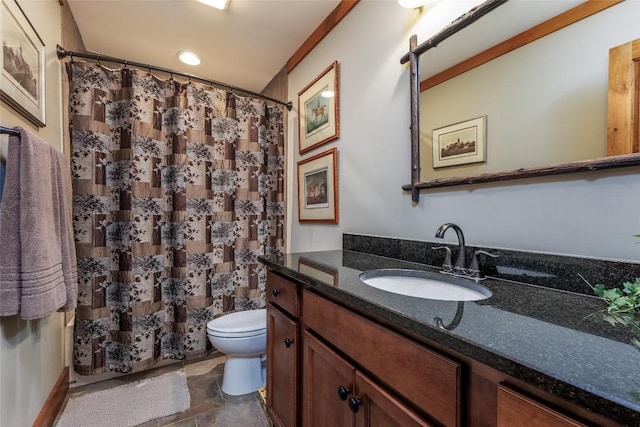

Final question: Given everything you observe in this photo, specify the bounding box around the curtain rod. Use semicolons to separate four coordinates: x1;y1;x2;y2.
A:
56;45;292;111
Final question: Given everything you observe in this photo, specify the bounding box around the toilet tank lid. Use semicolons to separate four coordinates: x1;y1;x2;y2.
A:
207;309;266;333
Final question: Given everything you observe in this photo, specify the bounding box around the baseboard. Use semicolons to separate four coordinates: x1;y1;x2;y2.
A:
32;366;69;427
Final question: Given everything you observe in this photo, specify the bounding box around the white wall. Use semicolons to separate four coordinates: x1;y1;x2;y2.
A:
0;1;66;426
287;0;640;262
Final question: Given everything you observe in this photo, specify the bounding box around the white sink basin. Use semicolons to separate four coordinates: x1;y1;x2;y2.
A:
359;269;492;301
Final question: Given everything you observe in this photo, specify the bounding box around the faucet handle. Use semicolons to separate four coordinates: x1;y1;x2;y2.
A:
468;250;499;278
433;246;453;272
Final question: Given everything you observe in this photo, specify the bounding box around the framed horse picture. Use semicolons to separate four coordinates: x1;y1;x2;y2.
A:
298;61;339;154
297;148;338;223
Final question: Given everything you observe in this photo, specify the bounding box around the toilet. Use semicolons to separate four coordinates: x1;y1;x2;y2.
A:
206;309;267;396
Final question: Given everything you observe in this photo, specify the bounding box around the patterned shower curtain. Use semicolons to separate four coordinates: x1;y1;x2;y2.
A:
67;61;285;375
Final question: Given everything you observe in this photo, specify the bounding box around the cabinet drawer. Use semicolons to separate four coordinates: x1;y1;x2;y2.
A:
303;290;461;427
498;385;587;427
267;270;299;318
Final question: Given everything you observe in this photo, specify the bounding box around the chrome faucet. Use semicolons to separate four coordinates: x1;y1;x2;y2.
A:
435;223;466;273
434;223;498;281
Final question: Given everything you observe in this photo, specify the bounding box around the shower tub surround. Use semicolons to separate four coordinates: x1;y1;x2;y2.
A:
259;234;640;425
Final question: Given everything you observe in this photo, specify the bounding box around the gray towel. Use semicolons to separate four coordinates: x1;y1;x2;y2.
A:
0;128;77;319
53;144;78;312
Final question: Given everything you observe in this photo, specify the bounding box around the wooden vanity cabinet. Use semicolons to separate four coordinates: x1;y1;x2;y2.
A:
266;270;300;427
303;330;434;427
265;271;619;427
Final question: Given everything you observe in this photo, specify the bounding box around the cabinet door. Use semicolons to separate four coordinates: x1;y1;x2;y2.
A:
267;306;299;427
303;331;354;427
353;371;435;427
498;385;587;427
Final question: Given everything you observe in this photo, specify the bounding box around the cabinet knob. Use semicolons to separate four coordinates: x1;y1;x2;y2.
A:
337;386;352;401
284;338;294;348
272;288;281;297
348;397;362;413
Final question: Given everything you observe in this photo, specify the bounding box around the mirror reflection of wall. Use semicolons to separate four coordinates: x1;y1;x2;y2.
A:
419;1;639;181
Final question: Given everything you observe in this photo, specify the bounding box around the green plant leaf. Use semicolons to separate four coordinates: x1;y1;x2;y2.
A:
593;283;606;297
582;274;640;317
602;288;622;301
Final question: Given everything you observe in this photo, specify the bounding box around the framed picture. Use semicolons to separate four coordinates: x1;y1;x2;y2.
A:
298;257;339;285
298;61;339;154
432;116;486;168
297;148;338;223
1;0;46;127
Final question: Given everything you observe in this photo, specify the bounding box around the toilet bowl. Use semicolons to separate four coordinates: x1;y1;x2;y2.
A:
207;309;267;396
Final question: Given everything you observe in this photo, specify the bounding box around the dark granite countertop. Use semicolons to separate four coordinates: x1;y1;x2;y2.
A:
259;250;640;425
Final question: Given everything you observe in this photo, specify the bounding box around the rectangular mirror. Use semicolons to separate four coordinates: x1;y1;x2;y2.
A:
404;0;640;198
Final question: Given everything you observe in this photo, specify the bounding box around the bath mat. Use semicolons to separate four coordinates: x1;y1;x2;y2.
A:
55;371;190;427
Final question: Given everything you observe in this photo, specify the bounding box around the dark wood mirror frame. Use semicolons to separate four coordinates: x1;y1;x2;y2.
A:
401;0;640;203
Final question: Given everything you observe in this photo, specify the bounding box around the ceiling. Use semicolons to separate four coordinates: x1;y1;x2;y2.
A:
66;0;599;96
66;0;342;94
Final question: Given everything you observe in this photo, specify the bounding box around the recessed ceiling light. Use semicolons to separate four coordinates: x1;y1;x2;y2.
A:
195;0;230;11
178;51;200;66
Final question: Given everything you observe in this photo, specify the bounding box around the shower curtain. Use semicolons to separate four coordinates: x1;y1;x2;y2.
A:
67;61;285;375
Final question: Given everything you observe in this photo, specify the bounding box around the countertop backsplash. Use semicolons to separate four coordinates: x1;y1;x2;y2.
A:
343;233;640;296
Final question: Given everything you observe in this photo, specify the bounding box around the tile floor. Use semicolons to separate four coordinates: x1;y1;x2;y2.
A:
55;355;270;427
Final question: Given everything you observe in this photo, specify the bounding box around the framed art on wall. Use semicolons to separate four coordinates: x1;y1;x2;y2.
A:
1;0;46;127
432;116;486;168
298;61;339;154
297;148;338;223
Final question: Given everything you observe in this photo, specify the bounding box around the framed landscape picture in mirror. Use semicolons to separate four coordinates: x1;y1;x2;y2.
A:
298;61;339;154
432;116;486;168
1;0;46;127
297;148;338;223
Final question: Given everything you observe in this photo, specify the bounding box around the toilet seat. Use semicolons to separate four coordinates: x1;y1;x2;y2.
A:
207;329;266;339
207;309;266;338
